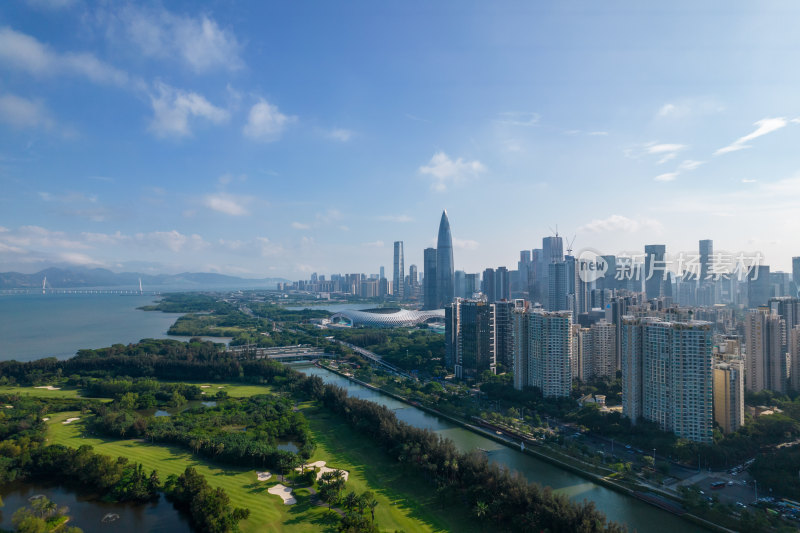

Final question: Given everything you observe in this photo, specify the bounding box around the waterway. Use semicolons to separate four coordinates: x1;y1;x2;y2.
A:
0;482;191;533
297;365;707;533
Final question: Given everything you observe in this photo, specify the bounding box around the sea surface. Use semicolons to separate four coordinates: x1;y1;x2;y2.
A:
0;293;190;361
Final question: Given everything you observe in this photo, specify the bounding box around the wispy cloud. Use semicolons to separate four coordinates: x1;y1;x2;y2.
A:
419;151;486;192
654;172;678;182
453;238;479;250
361;240;384;248
325;128;354;142
203;193;252;216
0;93;55;130
148;82;228;138
243;99;295;142
376;214;413;223
656;98;725;119
116;6;243;73
645;143;687;164
578;214;663;234
496;112;540;126
0;26;129;86
291;222;310;230
677;159;705;171
714;117;788;156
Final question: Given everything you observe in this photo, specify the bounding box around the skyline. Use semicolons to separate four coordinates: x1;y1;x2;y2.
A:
3;2;800;277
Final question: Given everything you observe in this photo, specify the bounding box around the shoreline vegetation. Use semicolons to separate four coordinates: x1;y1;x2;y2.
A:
0;339;625;532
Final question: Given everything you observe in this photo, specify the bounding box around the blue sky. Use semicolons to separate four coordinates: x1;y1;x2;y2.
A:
2;1;800;278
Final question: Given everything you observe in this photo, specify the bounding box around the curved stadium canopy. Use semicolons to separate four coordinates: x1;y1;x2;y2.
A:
330;308;445;328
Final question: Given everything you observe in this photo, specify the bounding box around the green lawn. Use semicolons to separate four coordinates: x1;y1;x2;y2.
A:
0;385;84;399
45;404;476;532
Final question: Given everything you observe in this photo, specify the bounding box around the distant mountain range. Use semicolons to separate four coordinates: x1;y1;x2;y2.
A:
0;267;290;290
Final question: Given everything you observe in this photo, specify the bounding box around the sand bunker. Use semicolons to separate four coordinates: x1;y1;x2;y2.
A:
296;461;349;482
34;385;61;390
4;405;12;409
268;483;296;504
256;471;272;481
42;417;50;421
200;385;210;388
63;417;80;424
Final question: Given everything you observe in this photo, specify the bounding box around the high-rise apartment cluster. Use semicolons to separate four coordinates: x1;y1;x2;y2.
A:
278;221;800;445
621;317;714;443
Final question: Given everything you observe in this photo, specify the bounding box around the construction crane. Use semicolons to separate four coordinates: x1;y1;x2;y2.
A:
566;235;577;255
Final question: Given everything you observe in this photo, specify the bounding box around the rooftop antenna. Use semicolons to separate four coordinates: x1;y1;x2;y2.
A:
548;224;559;238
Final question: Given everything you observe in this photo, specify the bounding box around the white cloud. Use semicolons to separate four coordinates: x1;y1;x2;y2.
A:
656;98;725;119
291;222;310;230
39;191;97;203
203;193;251;216
678;159;705;171
714;117;788;156
376;214;413;223
326;128;354;142
243;99;295;142
654;172;678;182
362;240;384;248
58;252;104;267
0;93;55;130
419;151;486;192
578;214;662;234
256;237;285;258
496;112;540;126
657;104;677;117
741;178;758;183
119;7;242;73
588;131;609;136
626;142;687;164
453;238;479;250
148;82;229;138
0;27;128;86
135;230;207;253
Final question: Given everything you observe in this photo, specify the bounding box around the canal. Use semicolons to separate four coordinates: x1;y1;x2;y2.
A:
298;365;707;533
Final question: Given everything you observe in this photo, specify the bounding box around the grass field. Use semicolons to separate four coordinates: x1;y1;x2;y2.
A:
0;386;84;399
46;402;477;532
0;381;273;401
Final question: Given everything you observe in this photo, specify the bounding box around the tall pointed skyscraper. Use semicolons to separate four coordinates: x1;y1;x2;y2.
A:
436;209;455;308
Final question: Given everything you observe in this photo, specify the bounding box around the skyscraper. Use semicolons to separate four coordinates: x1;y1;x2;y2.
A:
436;210;455;308
496;266;510;301
621;317;713;443
547;261;568;311
408;264;418;299
493;300;514;369
483;268;496;302
714;361;744;434
747;264;771;307
423;247;437;310
393;241;404;300
699;239;713;281
644;244;666;299
447;299;495;379
744;308;787;393
454;270;466;299
529;310;573;397
542;236;564;264
793;257;800;297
